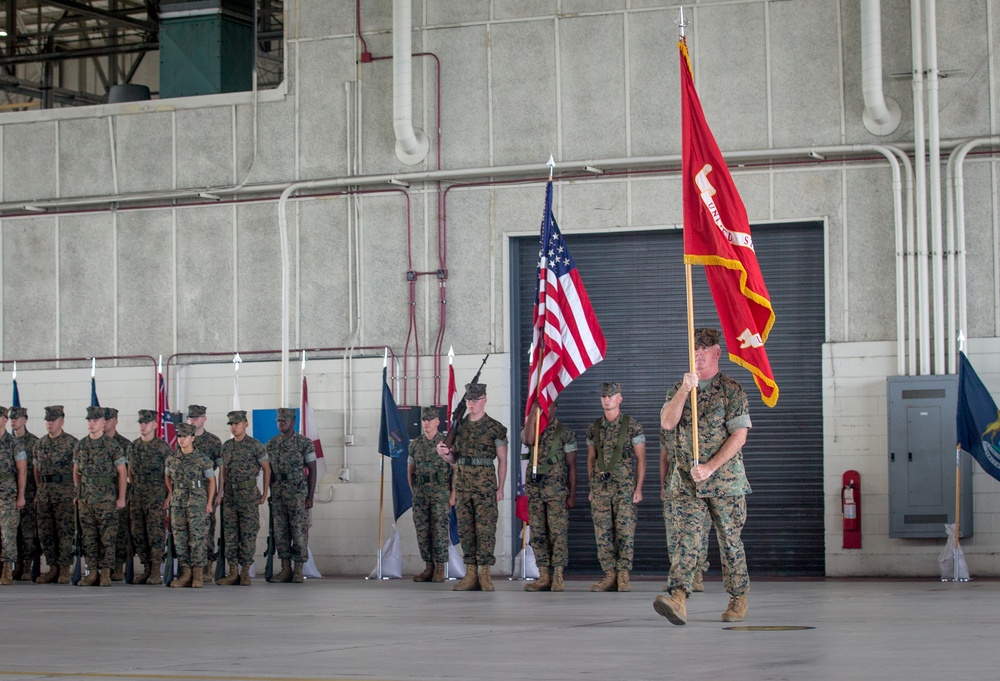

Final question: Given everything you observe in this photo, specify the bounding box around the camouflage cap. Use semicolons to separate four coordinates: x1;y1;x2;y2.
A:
420;406;440;421
104;407;119;420
85;405;105;420
44;405;65;421
227;410;248;424
137;409;157;424
0;406;8;419
8;407;27;420
176;422;196;437
694;327;721;349
187;404;207;418
276;407;296;421
600;382;622;397
464;382;486;400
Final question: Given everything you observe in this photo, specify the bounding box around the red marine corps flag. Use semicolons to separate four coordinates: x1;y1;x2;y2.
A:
679;37;778;407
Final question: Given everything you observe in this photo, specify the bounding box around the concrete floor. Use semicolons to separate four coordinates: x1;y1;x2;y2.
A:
0;576;996;681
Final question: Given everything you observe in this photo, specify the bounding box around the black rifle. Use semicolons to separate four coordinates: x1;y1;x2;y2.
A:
442;353;490;451
214;498;226;581
125;525;135;584
163;515;176;586
264;496;275;581
30;534;42;582
71;502;83;585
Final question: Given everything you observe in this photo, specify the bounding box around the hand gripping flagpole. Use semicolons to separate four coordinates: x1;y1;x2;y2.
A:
678;10;701;471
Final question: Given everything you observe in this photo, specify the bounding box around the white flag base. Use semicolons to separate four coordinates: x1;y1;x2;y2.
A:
368;525;403;579
301;547;322;579
512;526;539;580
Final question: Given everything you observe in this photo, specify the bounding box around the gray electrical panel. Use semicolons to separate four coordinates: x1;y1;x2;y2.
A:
887;375;973;538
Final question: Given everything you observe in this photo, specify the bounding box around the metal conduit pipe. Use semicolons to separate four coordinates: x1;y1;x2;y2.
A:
392;0;428;165
924;0;946;374
861;0;901;135
910;0;931;375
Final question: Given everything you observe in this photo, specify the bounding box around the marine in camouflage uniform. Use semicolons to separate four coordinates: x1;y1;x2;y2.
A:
165;422;216;588
654;328;752;626
437;383;508;592
128;410;171;585
586;382;646;593
189;405;222;576
104;407;134;581
10;407;39;581
407;406;450;582
73;406;128;587
521;400;577;592
0;407;28;585
265;408;316;584
217;410;270;586
33;406;79;584
659;426;709;592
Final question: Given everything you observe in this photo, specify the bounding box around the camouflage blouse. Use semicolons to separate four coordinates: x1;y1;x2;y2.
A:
453;415;508;461
221;436;268;488
128;437;172;490
665;371;753;499
586;412;645;485
73;435;126;502
165;449;214;506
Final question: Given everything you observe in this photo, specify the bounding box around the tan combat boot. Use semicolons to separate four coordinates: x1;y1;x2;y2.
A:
99;568;112;586
551;567;565;592
133;563;150;585
524;568;551;592
37;566;59;584
654;589;688;625
146;565;163;586
452;564;479;591
590;570;617;592
17;562;33;581
722;591;749;622
78;569;100;587
292;562;304;583
169;566;193;588
111;564;125;582
616;569;631;592
413;561;434;582
191;566;204;588
0;562;13;585
692;571;704;592
479;565;495;592
431;563;445;582
271;559;292;583
216;563;240;586
239;564;251;586
205;560;214;581
56;565;73;584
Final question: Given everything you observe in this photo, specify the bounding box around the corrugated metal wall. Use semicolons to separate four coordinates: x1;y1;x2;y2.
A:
511;222;825;576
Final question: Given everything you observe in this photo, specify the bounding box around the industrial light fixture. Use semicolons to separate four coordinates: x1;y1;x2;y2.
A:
22;205;45;213
198;192;221;200
584;166;605;175
0;30;8;38
388;178;410;188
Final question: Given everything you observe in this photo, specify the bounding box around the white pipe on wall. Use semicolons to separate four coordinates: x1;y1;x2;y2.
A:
392;0;428;165
911;0;931;375
925;0;946;374
861;0;901;135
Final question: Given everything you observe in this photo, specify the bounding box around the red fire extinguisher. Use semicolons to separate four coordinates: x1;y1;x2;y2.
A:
842;470;861;549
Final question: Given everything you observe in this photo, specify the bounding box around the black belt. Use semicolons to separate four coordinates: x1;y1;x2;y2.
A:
41;474;69;483
276;473;303;482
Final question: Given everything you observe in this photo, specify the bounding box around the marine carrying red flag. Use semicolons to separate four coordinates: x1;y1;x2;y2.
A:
679;39;778;407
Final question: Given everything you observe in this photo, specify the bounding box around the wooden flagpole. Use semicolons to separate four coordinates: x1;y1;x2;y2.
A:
375;349;388;579
685;263;700;468
953;443;961;580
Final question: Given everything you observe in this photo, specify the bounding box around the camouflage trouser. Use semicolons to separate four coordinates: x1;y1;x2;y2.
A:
79;497;120;569
590;479;636;572
0;494;20;562
454;466;497;567
272;483;308;563
527;479;569;568
17;488;38;565
663;488;709;574
114;503;130;567
36;486;76;567
412;487;450;565
129;486;166;565
171;498;208;568
222;487;261;566
205;505;218;563
667;494;749;597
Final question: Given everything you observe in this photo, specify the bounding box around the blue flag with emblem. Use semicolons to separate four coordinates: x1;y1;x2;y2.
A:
378;367;412;520
957;352;1000;483
12;377;20;408
90;377;100;407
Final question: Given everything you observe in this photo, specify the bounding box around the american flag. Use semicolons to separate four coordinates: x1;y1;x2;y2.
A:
525;181;606;433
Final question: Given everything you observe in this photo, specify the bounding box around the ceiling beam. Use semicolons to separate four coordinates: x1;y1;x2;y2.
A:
0;40;157;66
41;0;157;33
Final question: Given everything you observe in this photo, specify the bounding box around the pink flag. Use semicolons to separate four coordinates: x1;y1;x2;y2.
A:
300;375;327;481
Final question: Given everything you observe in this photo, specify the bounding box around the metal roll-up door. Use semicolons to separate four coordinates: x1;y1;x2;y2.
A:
510;222;825;576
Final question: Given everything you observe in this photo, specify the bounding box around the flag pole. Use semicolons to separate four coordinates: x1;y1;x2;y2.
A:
376;349;388;580
953;443;962;580
530;156;557;480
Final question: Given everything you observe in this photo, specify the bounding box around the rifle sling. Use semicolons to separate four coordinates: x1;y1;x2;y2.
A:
593;415;631;473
